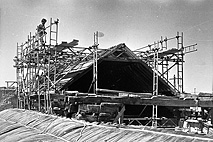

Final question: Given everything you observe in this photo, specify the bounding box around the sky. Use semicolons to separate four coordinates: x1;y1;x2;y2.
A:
0;0;213;93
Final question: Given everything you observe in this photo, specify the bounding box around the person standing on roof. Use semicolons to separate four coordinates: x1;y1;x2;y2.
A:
37;18;47;44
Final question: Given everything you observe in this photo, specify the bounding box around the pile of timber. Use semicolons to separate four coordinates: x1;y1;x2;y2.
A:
0;109;213;141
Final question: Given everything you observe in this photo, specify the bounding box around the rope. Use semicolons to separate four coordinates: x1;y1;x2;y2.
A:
76;122;87;141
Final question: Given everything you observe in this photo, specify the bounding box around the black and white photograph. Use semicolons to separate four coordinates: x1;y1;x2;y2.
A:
0;0;213;141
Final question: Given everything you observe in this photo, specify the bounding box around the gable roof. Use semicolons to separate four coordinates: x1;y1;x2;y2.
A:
56;43;137;88
56;43;175;96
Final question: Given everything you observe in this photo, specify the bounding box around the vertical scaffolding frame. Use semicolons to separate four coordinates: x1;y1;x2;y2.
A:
152;41;159;128
160;36;169;83
14;18;100;111
14;43;23;108
14;18;59;112
134;32;197;94
133;32;197;127
176;32;184;93
93;31;99;94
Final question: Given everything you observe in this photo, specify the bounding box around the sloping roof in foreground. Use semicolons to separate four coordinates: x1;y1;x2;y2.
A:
0;109;213;142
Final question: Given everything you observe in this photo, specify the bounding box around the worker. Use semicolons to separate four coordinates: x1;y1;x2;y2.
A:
37;18;47;44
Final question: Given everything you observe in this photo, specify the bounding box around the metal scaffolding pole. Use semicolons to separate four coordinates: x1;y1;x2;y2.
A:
93;31;98;94
152;42;159;128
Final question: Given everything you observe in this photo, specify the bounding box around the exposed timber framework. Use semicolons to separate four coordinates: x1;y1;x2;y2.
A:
14;18;60;112
15;19;213;130
13;18;106;113
134;32;197;94
133;32;197;127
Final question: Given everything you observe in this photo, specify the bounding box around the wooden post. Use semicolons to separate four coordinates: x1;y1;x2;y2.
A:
210;108;213;125
206;107;213;125
113;105;125;124
201;107;205;119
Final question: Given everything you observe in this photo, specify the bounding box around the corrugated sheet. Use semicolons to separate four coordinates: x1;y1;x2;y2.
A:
0;108;212;142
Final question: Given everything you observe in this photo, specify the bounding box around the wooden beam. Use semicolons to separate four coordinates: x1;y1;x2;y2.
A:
211;108;213;125
113;106;125;124
68;96;213;107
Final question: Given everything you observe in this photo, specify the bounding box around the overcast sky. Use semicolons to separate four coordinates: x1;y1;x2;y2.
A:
0;0;213;93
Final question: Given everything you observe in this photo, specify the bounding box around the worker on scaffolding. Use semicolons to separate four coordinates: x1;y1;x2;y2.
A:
37;18;47;44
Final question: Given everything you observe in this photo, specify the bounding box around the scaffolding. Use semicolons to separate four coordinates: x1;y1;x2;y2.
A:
13;19;198;128
14;18;60;112
14;18;106;112
134;32;197;94
134;32;197;128
93;32;99;94
152;42;159;128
